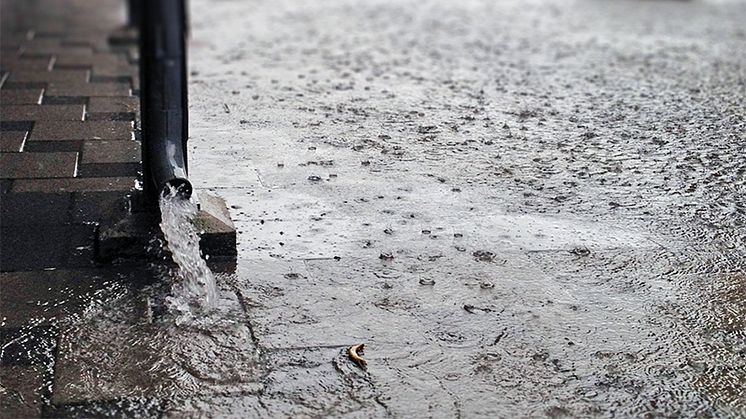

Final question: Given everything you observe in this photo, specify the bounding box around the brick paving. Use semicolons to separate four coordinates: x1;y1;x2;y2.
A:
0;0;142;415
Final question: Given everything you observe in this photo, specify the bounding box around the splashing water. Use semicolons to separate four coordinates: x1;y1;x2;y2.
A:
159;187;218;311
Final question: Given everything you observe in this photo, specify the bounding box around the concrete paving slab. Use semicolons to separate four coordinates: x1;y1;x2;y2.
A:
163;394;265;418
45;81;130;97
0;270;108;327
0;56;52;72
76;162;139;178
87;96;138;114
0;223;95;272
222;249;742;417
7;69;88;83
0;326;57;368
22;140;81;153
70;191;129;224
52;281;261;407
0;89;43;105
259;346;386;417
81;140;140;164
0;131;27;152
28;120;133;141
11;176;135;193
0;152;78;178
0;365;44;417
0;191;72;225
0;105;84;121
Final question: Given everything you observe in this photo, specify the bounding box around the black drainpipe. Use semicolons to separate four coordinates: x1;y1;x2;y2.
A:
137;0;193;200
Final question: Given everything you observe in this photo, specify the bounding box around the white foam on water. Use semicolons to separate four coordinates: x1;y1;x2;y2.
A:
159;187;218;313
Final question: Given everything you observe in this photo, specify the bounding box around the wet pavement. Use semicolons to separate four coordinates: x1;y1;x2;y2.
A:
181;0;745;417
3;0;746;417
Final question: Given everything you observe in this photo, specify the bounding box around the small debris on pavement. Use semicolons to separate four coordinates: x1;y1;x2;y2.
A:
348;343;367;369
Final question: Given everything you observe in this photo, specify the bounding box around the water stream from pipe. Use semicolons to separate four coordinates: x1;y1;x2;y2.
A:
159;187;218;312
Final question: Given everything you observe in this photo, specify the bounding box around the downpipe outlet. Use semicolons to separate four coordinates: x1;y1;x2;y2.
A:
139;0;193;201
146;108;192;199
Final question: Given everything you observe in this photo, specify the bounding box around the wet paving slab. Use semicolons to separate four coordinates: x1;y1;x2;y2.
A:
219;250;743;417
51;280;262;408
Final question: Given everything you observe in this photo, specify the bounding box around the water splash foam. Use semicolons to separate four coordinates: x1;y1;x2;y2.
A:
159;187;218;313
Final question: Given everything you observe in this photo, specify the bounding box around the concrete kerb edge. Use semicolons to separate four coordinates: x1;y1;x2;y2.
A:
96;190;236;261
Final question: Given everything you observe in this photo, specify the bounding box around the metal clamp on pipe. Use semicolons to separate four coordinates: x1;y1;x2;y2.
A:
138;0;193;200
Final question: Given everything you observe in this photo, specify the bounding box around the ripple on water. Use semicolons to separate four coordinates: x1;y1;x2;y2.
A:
53;279;261;410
